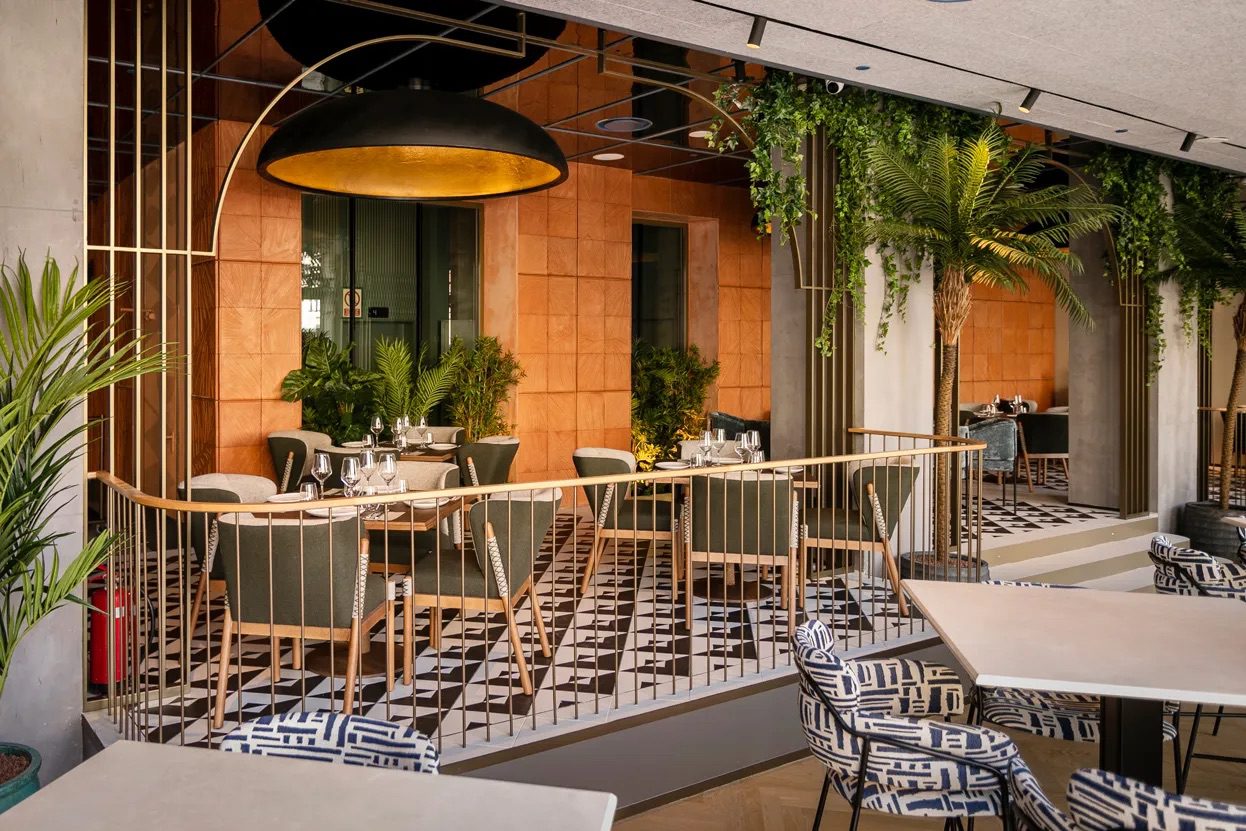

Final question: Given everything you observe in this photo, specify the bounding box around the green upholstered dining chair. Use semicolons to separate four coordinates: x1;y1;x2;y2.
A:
454;436;519;487
267;429;332;493
406;489;559;696
1016;412;1069;485
404;425;464;445
802;462;918;616
683;471;798;628
964;417;1029;507
368;461;461;569
177;473;277;635
572;448;678;595
212;512;407;727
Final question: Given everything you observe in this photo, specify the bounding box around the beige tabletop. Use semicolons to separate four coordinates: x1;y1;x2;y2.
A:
903;580;1246;707
0;741;617;831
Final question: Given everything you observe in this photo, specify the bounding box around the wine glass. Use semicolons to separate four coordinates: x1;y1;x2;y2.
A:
711;428;727;459
311;452;331;498
394;430;408;454
359;449;378;486
747;430;761;453
379;453;397;491
734;432;751;464
340;456;361;497
699;430;713;459
370;415;384;446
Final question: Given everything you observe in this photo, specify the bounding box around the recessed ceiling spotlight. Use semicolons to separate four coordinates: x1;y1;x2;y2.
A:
1114;128;1128;134
855;65;871;71
747;15;767;49
595;116;652;133
688;129;713;139
1018;88;1041;113
592;152;625;161
1181;132;1197;152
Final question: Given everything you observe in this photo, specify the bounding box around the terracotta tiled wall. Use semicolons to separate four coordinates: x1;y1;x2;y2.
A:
959;279;1056;409
191;121;303;477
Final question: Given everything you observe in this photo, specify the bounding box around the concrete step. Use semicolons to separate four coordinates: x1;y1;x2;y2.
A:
989;531;1188;588
983;514;1159;567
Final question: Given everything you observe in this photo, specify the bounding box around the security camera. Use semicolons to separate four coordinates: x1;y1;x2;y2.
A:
825;80;845;95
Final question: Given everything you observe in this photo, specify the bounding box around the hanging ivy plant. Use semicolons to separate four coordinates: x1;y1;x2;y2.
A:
710;72;989;355
1167;161;1242;348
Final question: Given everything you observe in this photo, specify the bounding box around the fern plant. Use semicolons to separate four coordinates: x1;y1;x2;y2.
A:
444;337;524;442
868;124;1116;557
373;337;461;426
0;255;163;701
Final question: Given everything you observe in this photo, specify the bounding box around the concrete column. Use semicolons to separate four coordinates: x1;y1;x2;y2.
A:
1150;283;1200;530
858;253;935;435
0;0;86;781
768;233;807;460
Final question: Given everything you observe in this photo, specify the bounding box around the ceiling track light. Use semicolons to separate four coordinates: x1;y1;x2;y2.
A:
1181;132;1197;152
747;15;767;49
1018;87;1041;113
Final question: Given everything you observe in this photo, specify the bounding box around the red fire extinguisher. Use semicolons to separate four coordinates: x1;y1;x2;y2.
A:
88;566;130;685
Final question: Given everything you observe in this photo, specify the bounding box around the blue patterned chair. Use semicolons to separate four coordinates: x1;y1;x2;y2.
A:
1009;760;1074;831
1066;767;1246;830
1149;535;1246;600
220;711;438;773
793;619;1017;831
972;580;1186;792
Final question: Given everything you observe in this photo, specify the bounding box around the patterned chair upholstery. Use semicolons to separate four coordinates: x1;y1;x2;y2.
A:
267;429;332;493
1009;759;1074;831
1149;535;1246;600
220;711;439;773
794;619;1016;831
1066;767;1246;831
973;580;1183;789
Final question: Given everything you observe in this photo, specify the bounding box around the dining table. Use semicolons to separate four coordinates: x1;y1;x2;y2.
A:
904;579;1246;787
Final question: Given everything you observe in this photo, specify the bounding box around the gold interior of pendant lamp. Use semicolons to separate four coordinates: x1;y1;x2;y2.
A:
264;145;565;198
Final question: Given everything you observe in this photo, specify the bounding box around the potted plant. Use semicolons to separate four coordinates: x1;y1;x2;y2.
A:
630;342;720;471
444;336;523;442
868;124;1115;564
372;337;461;428
0;255;161;811
280;331;379;444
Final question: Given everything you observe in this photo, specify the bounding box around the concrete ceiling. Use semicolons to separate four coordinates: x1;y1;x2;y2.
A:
501;0;1246;173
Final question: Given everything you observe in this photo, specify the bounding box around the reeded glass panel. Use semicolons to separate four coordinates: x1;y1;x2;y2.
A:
632;222;687;349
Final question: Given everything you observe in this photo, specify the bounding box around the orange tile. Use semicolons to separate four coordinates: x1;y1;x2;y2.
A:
578;278;606;317
218;214;262;261
603;427;631;451
518;314;548;354
718;320;740;354
219;307;263;355
519;274;549;316
718;387;742;416
261;399;302;436
218;261;263;308
218;400;263;448
515;431;548;475
548;275;577;308
603;352;631;390
547;356;577;391
261;178;301;219
546;394;577;431
518;234;548;275
518;194;548;236
548;429;578;467
222;168;262;217
576;392;604;429
603;278;629;313
261;263;302;309
604;241;630;279
632;175;671;212
548;237;577;275
578;239;605;277
517;353;548;393
217;445;270;477
577;354;604;390
260;216;301;263
576;428;606;450
219;353;263;400
577;200;605;241
602;391;631;426
548;315;577;353
547;198;578;239
603;316;630;354
261;308;300;355
517;392;549;433
603;202;631;242
577;314;604;353
261;352;301;399
577;163;605;203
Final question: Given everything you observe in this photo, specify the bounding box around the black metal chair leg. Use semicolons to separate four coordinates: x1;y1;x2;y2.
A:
1213;705;1225;736
811;770;831;831
1182;704;1203;790
1171;709;1185;794
848;740;871;831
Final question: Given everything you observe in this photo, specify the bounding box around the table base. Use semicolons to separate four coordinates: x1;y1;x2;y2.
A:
302;643;391;678
690;566;774;601
1100;696;1165;787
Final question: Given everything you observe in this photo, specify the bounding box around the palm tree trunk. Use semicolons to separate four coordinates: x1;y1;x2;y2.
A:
1218;298;1246;509
933;268;972;561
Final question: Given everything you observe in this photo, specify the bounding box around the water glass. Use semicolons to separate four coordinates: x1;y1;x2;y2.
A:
734;432;750;463
299;482;318;502
747;429;761;451
311;452;332;497
699;430;713;457
693;451;707;468
359;449;377;484
711;428;727;458
341;457;360;496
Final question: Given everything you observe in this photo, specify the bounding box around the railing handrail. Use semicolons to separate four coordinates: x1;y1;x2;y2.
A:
90;429;986;515
1197;405;1246;413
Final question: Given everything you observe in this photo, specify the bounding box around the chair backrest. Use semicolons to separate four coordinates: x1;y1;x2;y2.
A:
1066;766;1246;831
403;425;464;445
220;711;439;773
688;472;795;556
177;474;277;576
849;463;918;538
573;448;636;521
1148;535;1233;597
467;489;559;598
320;446;361;490
394;460;459;491
793;619;861;780
217;512;365;629
1010;760;1075;831
965;418;1017;467
1016;413;1069;456
267;430;333;492
709;411;770;456
456;437;519;486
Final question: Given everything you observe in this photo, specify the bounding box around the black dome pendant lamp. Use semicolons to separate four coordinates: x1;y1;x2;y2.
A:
258;89;568;200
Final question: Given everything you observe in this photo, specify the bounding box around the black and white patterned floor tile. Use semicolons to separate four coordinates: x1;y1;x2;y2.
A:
973;467;1117;540
126;512;922;757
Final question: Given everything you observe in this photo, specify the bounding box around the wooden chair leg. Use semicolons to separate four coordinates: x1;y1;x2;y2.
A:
211;610;234;729
342;620;361;715
270;634;281;682
189;570;210;635
528;583;552;658
403;598;413;686
504;604;534;696
429;606;441;650
1061;458;1070;480
786;555;797;632
385;599;396;693
291;637;302;671
579;534;604;594
879;538;909;617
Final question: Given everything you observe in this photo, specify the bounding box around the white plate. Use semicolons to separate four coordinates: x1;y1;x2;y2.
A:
780;465;805;475
341;440;370;448
407;497;450;510
305;506;360;518
655;461;690;470
266;493;306;503
427;443;457;451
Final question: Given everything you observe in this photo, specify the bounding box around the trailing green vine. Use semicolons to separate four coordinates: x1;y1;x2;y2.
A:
710;72;988;354
1168;161;1241;348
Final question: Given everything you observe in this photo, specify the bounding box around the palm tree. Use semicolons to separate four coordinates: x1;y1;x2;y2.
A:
1168;205;1246;510
868;124;1117;557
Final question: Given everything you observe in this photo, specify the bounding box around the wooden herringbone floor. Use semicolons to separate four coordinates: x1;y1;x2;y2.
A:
618;713;1246;830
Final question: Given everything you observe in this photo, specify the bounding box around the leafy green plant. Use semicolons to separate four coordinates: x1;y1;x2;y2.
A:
0;255;163;700
631;342;720;470
373;337;461;426
868;125;1116;557
281;332;378;443
444;336;524;442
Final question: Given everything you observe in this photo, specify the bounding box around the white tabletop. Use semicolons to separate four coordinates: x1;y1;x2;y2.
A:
904;580;1246;707
0;741;617;831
